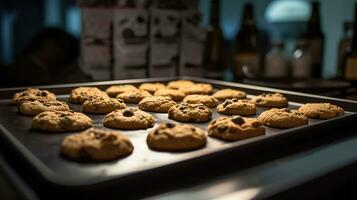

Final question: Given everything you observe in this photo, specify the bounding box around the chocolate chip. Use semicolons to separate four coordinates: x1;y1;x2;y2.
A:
282;108;291;113
40;91;48;96
179;106;186;110
218;126;228;132
166;123;176;128
210;119;217;125
251;121;262;128
231;116;245;125
123;110;134;117
255;98;262;102
223;100;232;107
232;98;238;102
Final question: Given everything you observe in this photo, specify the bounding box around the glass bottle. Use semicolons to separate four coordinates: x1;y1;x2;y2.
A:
264;41;289;79
291;40;312;79
342;3;357;81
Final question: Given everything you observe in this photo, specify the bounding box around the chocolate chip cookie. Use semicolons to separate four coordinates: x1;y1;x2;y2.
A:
167;80;195;89
154;88;186;101
217;99;256;116
298;103;345;119
11;88;56;105
213;89;247;100
168;103;212;123
82;97;126;114
139;83;166;94
117;89;152;104
183;95;219;108
258;108;308;128
105;84;137;97
179;83;213;95
32;110;93;132
147;123;207;151
103;108;155;130
18;100;70;116
138;96;176;113
61;128;134;161
251;93;288;108
69;87;109;104
208;116;265;141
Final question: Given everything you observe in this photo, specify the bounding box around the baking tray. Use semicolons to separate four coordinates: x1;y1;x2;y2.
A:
0;77;356;196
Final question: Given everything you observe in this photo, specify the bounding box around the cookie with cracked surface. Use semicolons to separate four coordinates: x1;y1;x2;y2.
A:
139;83;166;94
258;108;308;128
298;103;344;119
251;93;288;108
69;87;109;104
11;88;56;105
61;128;133;161
179;83;213;95
117;89;152;104
208;116;265;141
213;89;247;100
18;100;70;116
138;96;176;113
103;108;155;130
217;99;256;116
147;123;207;151
167;80;195;89
183;95;219;108
32;110;93;132
168;103;212;123
154;88;186;101
105;84;137;97
82;97;126;114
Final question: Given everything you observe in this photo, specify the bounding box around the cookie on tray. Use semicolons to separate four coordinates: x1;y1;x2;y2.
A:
167;80;195;89
251;93;288;108
258;108;308;128
138;96;176;113
154;88;186;101
298;103;344;119
82;97;126;114
208;116;265;141
217;98;256;116
32;110;93;132
103;108;155;130
139;83;166;94
11;88;56;105
117;89;152;104
105;84;137;97
18;99;70;116
179;83;213;95
213;89;247;100
69;87;109;104
147;122;207;151
168;103;212;123
61;128;134;161
182;94;219;108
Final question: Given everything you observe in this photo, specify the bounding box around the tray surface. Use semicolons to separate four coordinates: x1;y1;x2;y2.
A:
0;78;355;187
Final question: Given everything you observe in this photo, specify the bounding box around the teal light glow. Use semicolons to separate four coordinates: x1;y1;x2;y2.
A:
265;0;311;23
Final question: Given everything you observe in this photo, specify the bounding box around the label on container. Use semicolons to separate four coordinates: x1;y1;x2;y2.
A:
345;57;357;80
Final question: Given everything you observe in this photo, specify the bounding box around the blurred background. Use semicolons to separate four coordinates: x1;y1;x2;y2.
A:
1;0;357;99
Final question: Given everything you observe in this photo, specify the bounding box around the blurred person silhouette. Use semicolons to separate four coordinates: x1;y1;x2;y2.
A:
2;27;92;86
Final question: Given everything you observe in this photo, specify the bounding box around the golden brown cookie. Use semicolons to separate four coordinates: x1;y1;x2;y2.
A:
179;83;213;95
298;103;344;119
139;83;166;94
69;87;109;104
168;103;212;123
117;89;152;104
61;128;134;161
147;123;207;151
138;96;176;113
183;95;219;108
167;80;195;89
82;97;126;114
154;88;186;101
18;100;70;116
32;111;93;132
217;99;256;116
105;84;137;97
103;108;155;130
251;93;288;108
11;88;56;105
208;116;265;141
258;108;308;128
213;89;247;100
